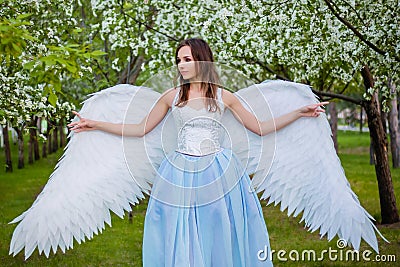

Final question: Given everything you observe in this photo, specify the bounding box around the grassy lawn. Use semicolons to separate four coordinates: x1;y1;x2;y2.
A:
0;130;399;266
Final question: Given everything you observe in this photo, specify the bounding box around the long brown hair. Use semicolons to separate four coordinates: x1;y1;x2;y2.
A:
174;38;221;112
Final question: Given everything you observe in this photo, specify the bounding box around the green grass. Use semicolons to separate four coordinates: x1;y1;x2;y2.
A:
262;131;400;267
0;138;147;266
0;130;399;266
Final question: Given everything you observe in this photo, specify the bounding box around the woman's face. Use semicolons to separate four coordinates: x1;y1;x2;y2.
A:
177;46;197;81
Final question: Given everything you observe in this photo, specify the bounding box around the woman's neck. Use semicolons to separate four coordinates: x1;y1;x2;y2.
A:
189;82;202;92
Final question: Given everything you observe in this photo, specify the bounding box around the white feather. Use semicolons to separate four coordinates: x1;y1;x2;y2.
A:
9;84;164;259
9;80;388;259
231;80;388;253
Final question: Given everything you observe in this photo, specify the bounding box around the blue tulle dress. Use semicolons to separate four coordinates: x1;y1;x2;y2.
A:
142;88;273;267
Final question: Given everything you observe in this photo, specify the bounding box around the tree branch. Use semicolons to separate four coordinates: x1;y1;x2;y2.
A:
324;0;400;62
238;55;363;105
311;88;363;105
93;59;110;83
123;12;179;42
239;56;292;81
339;0;366;26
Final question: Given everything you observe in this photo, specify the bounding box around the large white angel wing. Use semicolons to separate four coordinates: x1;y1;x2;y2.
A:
9;84;165;259
228;80;387;253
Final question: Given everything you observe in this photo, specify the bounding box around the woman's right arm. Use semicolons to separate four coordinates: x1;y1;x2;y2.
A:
68;89;176;137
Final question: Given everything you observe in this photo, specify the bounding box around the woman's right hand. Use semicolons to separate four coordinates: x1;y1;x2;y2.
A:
67;111;98;133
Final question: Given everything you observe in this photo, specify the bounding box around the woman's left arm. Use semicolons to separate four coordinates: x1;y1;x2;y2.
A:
222;90;328;136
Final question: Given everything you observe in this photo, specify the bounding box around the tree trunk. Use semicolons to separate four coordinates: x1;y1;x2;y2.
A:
15;126;25;169
28;116;39;164
80;5;86;28
328;102;338;153
0;126;2;148
118;54;145;85
380;105;387;138
398;95;400;130
361;65;399;224
359;106;364;133
41;118;49;157
369;140;375;165
47;130;52;155
59;118;66;147
34;136;40;160
52;124;59;153
2;125;13;172
42;142;47;158
388;82;400;168
34;117;40;160
379;101;389;163
28;127;34;164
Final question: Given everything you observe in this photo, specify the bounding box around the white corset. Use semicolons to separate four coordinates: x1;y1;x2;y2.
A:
172;88;225;156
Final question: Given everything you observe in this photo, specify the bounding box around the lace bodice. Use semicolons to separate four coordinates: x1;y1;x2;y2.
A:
172;88;225;156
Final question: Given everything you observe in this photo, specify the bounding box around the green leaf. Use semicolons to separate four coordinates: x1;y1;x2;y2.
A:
123;2;134;10
16;13;32;20
11;42;21;53
54;58;68;65
22;34;37;42
23;61;36;70
47;45;63;51
37;73;46;83
1;37;10;44
91;50;107;57
65;63;78;73
48;92;58;107
0;25;11;31
40;56;57;66
66;43;80;48
43;86;50;96
53;81;62;93
72;28;82;34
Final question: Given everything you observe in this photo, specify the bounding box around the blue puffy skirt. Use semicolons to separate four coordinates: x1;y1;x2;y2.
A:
142;149;273;267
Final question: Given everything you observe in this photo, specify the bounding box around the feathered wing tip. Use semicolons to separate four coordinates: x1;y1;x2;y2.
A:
8;84;164;259
235;80;388;253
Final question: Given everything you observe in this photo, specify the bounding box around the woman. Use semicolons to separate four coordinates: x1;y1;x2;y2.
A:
68;38;326;266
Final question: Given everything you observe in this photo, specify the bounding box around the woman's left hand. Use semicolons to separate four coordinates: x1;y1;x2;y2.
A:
298;102;329;117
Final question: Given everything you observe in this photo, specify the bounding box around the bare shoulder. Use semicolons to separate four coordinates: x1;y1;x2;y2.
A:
221;89;238;107
159;87;178;108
